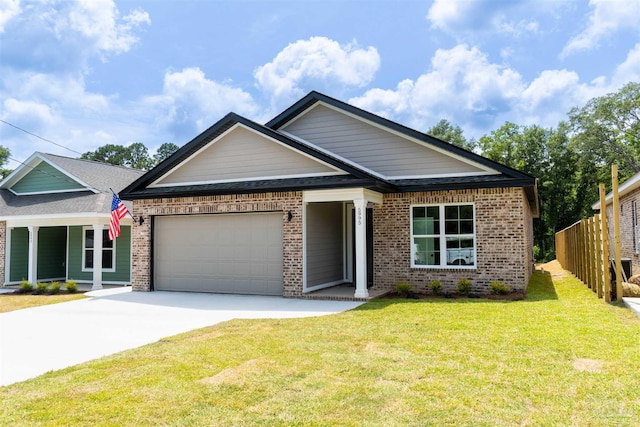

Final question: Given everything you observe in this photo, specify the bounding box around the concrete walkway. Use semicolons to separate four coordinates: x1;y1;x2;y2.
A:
0;288;363;386
623;297;640;319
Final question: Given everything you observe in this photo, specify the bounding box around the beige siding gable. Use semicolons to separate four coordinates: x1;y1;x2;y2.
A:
153;124;345;187
281;103;496;179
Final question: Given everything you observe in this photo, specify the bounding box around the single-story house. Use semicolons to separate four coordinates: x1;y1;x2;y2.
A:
121;91;539;299
0;152;144;289
593;170;640;276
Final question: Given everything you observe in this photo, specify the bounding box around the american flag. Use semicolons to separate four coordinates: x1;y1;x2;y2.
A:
109;193;129;240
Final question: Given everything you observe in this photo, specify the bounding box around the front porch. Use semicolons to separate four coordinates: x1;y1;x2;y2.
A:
302;282;390;301
302;188;382;300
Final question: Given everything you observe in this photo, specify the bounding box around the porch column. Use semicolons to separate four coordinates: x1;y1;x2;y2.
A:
27;226;39;284
92;224;104;290
353;199;369;298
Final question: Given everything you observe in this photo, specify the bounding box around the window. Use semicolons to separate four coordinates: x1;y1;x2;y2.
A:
82;227;115;271
412;204;475;268
633;200;639;254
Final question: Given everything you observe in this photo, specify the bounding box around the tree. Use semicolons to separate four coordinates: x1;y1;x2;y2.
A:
81;143;152;170
569;81;640;181
0;145;11;179
153;142;179;166
427;119;476;151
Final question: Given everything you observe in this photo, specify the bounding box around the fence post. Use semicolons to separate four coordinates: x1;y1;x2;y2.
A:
594;213;603;298
600;184;612;302
612;165;624;302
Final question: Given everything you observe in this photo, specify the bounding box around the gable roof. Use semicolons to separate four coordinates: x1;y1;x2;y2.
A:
121;91;538;216
120;113;394;199
0;152;145;218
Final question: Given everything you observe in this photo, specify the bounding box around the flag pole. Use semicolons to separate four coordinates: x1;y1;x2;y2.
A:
109;188;137;224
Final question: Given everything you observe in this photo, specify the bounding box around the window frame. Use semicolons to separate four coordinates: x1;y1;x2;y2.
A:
81;227;116;272
410;203;477;269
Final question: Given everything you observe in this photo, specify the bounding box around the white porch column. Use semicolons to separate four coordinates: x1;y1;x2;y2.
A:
92;224;104;290
353;199;369;298
27;226;39;285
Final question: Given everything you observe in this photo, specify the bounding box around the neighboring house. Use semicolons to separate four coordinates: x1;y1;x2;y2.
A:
0;152;144;288
593;170;640;276
121;91;539;299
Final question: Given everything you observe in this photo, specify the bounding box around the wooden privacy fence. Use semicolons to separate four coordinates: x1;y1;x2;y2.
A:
555;166;624;302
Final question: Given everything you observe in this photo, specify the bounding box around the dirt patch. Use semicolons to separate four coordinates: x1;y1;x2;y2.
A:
198;359;274;386
573;358;605;373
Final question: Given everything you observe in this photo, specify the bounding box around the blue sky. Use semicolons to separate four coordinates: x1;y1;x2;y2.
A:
1;0;639;169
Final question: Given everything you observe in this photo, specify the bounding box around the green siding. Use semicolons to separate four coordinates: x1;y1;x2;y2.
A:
9;227;28;282
37;227;67;280
11;161;85;193
67;225;131;283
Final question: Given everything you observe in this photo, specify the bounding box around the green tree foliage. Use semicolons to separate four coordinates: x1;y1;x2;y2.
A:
569;82;640;179
81;143;152;170
478;82;639;260
427;119;476;151
0;145;11;179
153;142;179;165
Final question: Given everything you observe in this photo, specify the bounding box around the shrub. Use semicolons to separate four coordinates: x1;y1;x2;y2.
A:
65;281;78;294
428;279;443;295
48;281;61;295
395;282;413;298
457;278;472;295
34;282;49;295
18;280;33;294
490;281;511;295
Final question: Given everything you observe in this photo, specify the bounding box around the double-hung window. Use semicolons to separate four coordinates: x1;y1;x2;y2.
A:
411;204;475;268
82;227;115;271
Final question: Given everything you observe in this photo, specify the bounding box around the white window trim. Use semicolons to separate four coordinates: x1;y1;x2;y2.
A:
410;203;477;270
81;226;116;273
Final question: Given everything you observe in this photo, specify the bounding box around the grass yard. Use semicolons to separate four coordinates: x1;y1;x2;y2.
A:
0;293;86;313
1;261;639;426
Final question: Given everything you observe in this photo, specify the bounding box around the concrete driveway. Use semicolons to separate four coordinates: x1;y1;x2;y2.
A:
0;288;363;386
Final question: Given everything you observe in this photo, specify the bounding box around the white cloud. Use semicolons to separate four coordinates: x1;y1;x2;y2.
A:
3;98;54;125
492;15;539;37
254;36;380;103
426;0;471;31
562;0;640;57
351;45;524;131
60;0;150;56
612;42;640;85
0;0;20;33
146;67;260;133
350;43;637;138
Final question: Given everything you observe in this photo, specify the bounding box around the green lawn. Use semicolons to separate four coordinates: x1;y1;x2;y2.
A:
0;293;86;313
1;262;639;426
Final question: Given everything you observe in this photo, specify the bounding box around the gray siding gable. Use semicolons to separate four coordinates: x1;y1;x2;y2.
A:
281;103;496;179
152;124;346;187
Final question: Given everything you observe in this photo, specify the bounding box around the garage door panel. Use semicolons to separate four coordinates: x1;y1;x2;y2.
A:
154;213;283;295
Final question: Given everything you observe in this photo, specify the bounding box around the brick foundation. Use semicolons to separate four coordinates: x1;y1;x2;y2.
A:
372;187;533;294
131;188;534;297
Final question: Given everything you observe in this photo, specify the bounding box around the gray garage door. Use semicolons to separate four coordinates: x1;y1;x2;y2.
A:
154;213;283;295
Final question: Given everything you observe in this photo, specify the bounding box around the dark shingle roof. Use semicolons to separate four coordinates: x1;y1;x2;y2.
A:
0;153;144;216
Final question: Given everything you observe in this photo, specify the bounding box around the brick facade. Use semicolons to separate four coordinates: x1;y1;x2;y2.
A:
131;192;304;297
605;187;640;276
373;187;533;294
130;188;535;297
